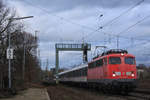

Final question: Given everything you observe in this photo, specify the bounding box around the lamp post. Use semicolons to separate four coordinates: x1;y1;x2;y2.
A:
7;16;33;89
22;35;26;82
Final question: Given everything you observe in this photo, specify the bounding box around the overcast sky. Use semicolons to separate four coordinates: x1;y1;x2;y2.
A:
6;0;150;69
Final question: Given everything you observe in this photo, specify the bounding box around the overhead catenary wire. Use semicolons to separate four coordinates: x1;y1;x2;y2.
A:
22;0;95;31
117;14;150;36
101;0;144;28
84;0;144;41
21;1;139;40
22;0;107;42
86;12;150;42
22;0;150;44
124;40;148;50
114;13;150;48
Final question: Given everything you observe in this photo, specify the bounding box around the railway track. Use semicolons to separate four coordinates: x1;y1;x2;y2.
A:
128;89;150;100
74;85;150;100
128;92;150;100
112;89;150;100
106;91;150;100
135;88;150;94
46;83;150;100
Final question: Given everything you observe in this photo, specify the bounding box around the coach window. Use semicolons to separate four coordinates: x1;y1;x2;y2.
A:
84;68;87;76
70;72;72;77
82;68;85;76
80;69;82;76
76;70;78;77
83;68;86;76
68;72;70;77
83;68;87;76
78;70;80;76
74;71;76;77
81;69;84;76
85;68;87;76
79;70;81;76
109;57;121;64
64;74;66;77
77;70;79;77
81;69;83;76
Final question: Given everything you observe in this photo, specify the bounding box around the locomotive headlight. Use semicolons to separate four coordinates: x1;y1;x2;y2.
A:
112;74;116;77
121;53;124;56
131;71;134;77
112;71;116;77
131;74;134;77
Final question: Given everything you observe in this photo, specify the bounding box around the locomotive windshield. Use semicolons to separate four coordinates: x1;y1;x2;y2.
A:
125;57;135;65
109;57;121;64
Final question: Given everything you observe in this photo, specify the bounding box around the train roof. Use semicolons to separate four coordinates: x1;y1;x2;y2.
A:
90;49;135;63
101;49;128;56
92;49;129;60
58;63;88;76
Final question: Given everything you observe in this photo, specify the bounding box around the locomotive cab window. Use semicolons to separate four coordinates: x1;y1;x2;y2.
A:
109;57;121;64
125;57;135;65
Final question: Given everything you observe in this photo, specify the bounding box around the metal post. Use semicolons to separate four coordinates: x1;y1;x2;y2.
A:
7;16;33;88
22;33;26;82
117;35;119;49
8;30;11;89
22;44;25;81
55;49;59;84
55;50;59;75
83;43;88;63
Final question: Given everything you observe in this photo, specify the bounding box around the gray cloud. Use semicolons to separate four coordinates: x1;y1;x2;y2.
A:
24;0;147;13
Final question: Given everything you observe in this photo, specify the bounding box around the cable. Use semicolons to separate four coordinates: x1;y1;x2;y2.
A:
83;0;145;43
86;13;150;42
124;40;148;50
101;0;144;28
117;14;150;36
22;0;107;42
19;1;125;39
85;0;145;41
22;0;95;31
22;0;150;43
84;14;150;42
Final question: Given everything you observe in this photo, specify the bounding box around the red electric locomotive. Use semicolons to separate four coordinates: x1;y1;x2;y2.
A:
88;49;137;93
58;49;137;94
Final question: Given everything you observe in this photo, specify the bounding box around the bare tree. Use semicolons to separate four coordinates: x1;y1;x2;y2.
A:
0;1;41;91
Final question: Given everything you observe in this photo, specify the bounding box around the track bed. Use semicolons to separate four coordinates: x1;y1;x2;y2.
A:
46;84;150;100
